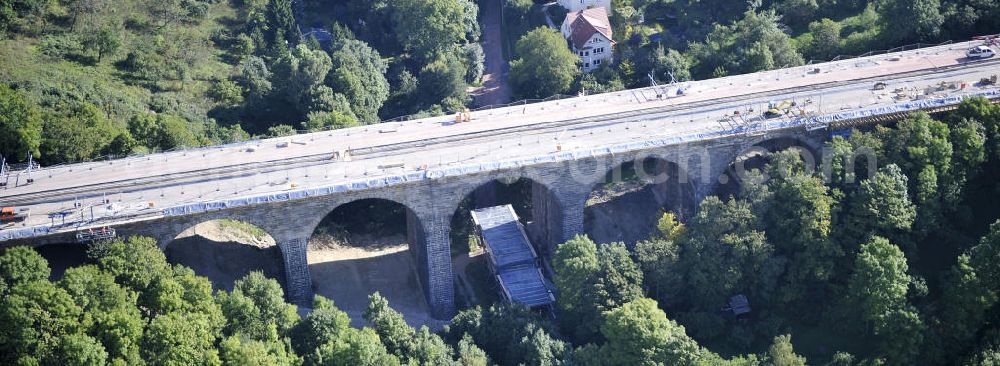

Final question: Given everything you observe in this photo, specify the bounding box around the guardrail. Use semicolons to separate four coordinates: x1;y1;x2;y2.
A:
806;40;955;64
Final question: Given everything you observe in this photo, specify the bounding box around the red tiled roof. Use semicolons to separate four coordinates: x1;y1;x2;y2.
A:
564;7;613;49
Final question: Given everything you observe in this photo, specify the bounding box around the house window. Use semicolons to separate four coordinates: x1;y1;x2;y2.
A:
594;47;604;54
594;59;602;65
585;51;590;56
585;62;590;68
579;51;585;57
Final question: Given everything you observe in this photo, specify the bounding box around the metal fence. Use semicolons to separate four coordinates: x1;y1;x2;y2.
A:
806;40;955;64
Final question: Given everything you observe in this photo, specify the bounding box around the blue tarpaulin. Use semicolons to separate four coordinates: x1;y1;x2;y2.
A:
471;205;554;308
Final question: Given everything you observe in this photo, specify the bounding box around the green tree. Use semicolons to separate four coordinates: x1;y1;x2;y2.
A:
952;97;1000;162
808;18;842;60
763;151;839;301
327;39;389;123
0;83;43;161
877;0;944;43
598;298;706;365
417;52;468;110
290;295;351;357
846;164;916;244
262;0;298;55
89;26;121;62
141;311;223;366
848;236;910;328
409;326;454;366
313;327;400;366
940;253;997;351
882;112;952;185
303;111;359;131
0;246;50;287
0;280;84;364
88;236;171;294
509;27;579;99
218;272;300;342
363;292;414;360
634;214;685;306
40;101;118;164
456;334;489;366
688;10;804;79
949;118;986;193
55;332;109;366
58;265;143;363
652;45;692;83
766;335;807;366
553;236;643;342
155;114;204;150
211;80;245;106
446;305;567;366
218;335;301;366
682;196;784;311
391;0;466;59
265;124;298;137
846;236;926;363
273;44;333;119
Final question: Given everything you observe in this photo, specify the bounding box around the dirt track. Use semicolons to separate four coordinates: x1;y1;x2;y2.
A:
585;184;665;247
308;233;438;327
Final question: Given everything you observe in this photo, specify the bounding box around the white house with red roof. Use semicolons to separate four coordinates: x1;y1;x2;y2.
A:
557;0;611;12
560;7;615;72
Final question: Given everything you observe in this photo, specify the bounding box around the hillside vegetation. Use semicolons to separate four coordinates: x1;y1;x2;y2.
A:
0;0;483;165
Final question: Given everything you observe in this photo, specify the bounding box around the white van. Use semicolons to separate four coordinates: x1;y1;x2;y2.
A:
967;46;996;59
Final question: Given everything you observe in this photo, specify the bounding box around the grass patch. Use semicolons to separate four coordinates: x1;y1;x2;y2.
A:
217;219;269;241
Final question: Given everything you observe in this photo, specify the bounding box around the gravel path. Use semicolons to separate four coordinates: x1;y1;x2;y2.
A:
471;0;512;107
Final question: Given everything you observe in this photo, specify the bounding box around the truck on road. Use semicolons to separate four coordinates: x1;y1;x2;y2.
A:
0;207;29;223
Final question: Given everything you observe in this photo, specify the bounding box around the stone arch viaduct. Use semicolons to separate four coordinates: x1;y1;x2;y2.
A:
3;42;998;319
4;129;834;319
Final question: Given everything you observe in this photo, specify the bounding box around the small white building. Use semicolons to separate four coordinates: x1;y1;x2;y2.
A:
560;7;615;72
557;0;611;12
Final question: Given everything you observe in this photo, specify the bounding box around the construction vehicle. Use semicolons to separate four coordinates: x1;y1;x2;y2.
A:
980;75;998;86
764;100;796;119
0;207;29;223
454;108;472;124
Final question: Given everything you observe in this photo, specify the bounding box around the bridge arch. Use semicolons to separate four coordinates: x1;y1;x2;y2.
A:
583;154;695;246
715;135;823;199
447;174;565;307
305;196;433;322
450;173;565;256
164;217;284;292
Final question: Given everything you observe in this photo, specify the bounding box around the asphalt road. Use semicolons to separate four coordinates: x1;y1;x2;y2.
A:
2;41;998;235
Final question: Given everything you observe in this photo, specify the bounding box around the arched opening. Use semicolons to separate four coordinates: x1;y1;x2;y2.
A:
716;137;819;199
36;243;89;280
584;157;695;246
166;219;282;292
307;198;430;324
449;177;561;308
